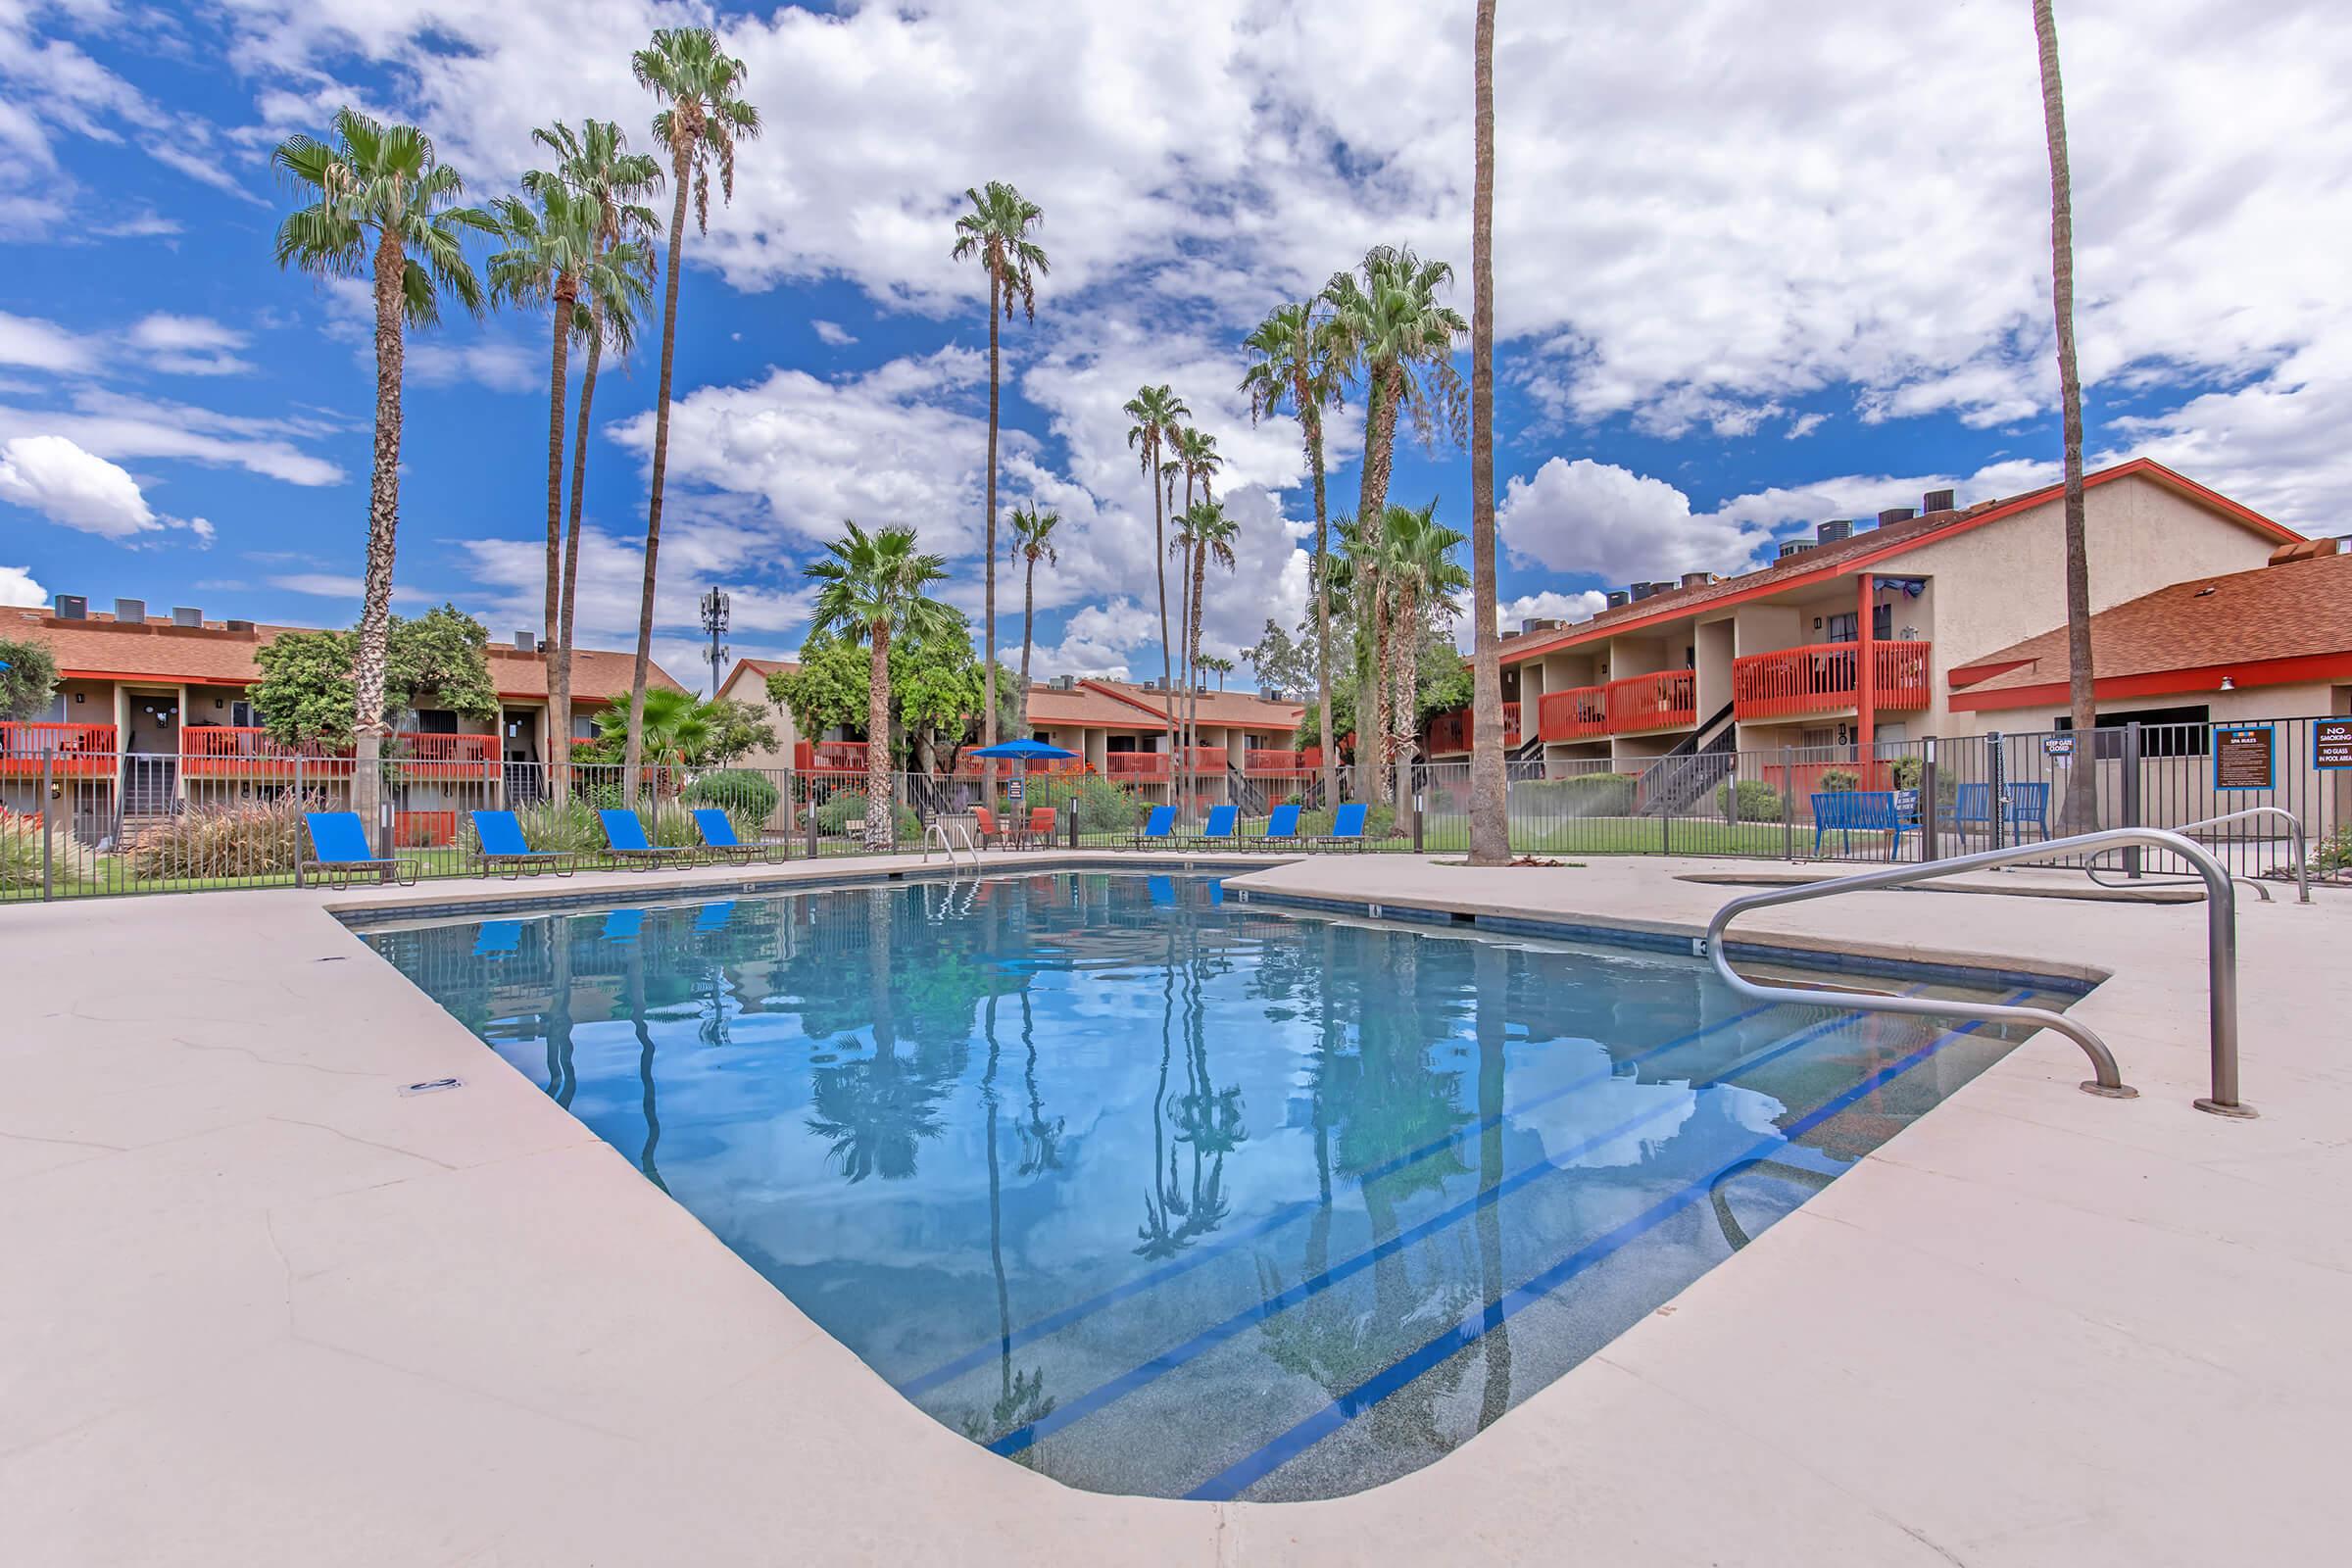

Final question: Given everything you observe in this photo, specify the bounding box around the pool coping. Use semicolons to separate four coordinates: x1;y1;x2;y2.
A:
4;849;2346;1565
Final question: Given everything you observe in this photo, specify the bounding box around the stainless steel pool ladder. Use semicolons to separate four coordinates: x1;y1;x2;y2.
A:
2081;807;2309;905
1702;827;2254;1119
921;813;978;869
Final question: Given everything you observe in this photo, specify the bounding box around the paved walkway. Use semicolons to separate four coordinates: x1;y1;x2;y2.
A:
2;852;2344;1565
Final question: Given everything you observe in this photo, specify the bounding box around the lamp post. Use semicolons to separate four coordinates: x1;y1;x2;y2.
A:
700;586;731;700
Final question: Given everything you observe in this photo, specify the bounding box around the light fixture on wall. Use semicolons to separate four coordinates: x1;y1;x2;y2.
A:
73;692;83;704
1812;617;1823;631
2220;676;2236;691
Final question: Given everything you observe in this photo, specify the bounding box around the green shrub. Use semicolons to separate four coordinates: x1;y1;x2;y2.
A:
1;812;40;889
463;799;705;859
2313;825;2352;878
1518;772;1638;816
1715;778;1783;822
683;768;781;829
814;789;920;842
1887;755;1959;815
1033;772;1144;833
1818;767;1860;792
129;795;309;879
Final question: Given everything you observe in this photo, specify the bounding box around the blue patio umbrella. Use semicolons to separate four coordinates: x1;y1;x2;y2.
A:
964;740;1076;760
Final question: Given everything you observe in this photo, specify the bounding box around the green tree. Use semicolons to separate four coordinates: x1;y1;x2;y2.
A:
771;616;994;774
1467;0;1509;865
2034;0;2098;834
1122;384;1191;729
1242;296;1346;807
1322;246;1467;801
1241;619;1313;695
524;119;661;797
0;637;60;721
270;108;496;827
584;686;717;772
248;604;500;749
1378;500;1469;814
804;522;954;849
952;181;1049;774
1007;504;1060;736
623;25;760;802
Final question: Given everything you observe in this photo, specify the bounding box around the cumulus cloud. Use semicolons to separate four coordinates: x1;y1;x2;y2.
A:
0;433;161;538
812;320;857;347
1497;589;1610;633
0;310;96;373
0;563;48;607
1499;458;1779;583
127;315;255;377
0;389;344;487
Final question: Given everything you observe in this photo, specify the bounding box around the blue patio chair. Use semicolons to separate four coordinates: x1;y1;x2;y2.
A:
1810;791;1910;859
1188;805;1239;846
1954;781;2051;843
691;808;781;865
470;919;524;957
598;808;697;870
1311;802;1369;853
1133;805;1177;847
301;810;416;888
1258;802;1302;847
470;809;572;879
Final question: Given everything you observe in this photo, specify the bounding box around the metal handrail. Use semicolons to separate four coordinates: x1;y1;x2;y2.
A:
921;814;977;869
2082;807;2308;906
1703;826;2254;1118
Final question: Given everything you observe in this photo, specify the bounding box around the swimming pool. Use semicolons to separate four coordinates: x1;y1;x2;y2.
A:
358;870;2064;1501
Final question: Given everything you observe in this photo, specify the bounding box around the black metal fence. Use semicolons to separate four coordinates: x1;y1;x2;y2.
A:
2;717;2342;904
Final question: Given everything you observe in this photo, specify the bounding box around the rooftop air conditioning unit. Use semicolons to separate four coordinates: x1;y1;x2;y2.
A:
1817;519;1852;544
55;594;87;620
1680;571;1715;589
225;619;256;632
1878;507;1916;526
1628;582;1655;602
115;598;146;623
1053;674;1076;690
172;607;202;627
1605;589;1630;610
1922;488;1956;513
514;630;536;653
1779;541;1813;559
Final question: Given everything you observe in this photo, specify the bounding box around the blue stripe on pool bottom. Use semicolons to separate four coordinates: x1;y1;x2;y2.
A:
1181;989;2035;1501
983;991;1930;1457
896;1001;1779;1399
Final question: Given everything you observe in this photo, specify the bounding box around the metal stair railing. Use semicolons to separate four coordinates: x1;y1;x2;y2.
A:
1701;826;2254;1118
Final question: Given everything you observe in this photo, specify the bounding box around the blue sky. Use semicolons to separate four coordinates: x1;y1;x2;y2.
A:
3;0;2345;694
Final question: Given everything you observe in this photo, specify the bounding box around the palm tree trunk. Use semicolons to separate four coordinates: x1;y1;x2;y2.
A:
1189;540;1207;816
983;268;1002;798
622;145;696;804
553;298;605;807
1392;584;1418;823
1467;0;1509;865
1352;375;1399;803
1017;550;1036;738
866;618;893;851
540;277;573;803
1150;434;1172;791
1371;583;1396;806
1303;390;1337;811
2034;0;2098;835
353;225;408;847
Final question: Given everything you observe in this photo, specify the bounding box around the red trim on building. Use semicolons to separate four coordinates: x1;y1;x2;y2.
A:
1948;652;2352;711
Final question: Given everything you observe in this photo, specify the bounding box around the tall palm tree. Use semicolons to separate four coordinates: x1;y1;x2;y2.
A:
2033;0;2097;834
1123;384;1191;760
1007;504;1061;736
1171;426;1222;798
952;182;1049;782
804;521;953;851
1379;499;1470;818
1323;247;1468;803
622;25;760;802
1242;298;1344;808
1467;0;1509;864
527;119;661;800
270;109;495;837
1179;501;1240;813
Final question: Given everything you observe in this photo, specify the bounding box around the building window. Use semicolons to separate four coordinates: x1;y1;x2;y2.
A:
1825;605;1892;644
2055;704;2212;759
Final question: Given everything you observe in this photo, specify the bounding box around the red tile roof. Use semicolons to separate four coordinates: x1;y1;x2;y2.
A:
0;607;683;704
1078;679;1305;731
1950;551;2352;704
1498;459;2298;665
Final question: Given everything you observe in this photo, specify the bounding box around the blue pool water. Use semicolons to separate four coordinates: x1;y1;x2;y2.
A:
358;871;2059;1500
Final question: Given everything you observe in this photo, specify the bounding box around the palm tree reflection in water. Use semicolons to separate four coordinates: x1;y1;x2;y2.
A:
960;993;1055;1452
623;943;669;1195
1138;896;1249;1260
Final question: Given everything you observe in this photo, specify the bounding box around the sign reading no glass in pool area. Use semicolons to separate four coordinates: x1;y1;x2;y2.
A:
2213;723;2276;790
2315;717;2352;771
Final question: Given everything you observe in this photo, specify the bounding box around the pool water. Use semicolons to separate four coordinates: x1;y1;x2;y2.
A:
359;871;2060;1501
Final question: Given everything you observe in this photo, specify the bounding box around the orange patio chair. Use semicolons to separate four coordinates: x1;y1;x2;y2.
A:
1025;806;1056;849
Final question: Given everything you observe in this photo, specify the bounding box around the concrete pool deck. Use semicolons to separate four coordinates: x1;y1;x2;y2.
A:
2;851;2345;1565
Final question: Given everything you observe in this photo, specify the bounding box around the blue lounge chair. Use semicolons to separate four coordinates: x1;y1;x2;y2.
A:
1187;805;1239;846
1133;805;1177;848
1148;874;1176;906
301;810;416;887
691;807;781;865
598;808;698;870
470;920;524;958
1811;791;1911;858
470;809;573;879
693;900;737;933
1311;802;1369;853
1257;802;1302;848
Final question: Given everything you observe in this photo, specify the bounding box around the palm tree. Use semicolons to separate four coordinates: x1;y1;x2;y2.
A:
1322;247;1468;803
528;120;661;800
1242;298;1345;808
270;109;495;838
952;182;1049;784
1171;426;1223;799
1175;498;1237;813
2033;0;2097;835
622;25;760;803
1466;0;1509;865
1198;654;1235;690
1122;384;1191;758
1007;505;1061;736
804;521;953;850
1379;499;1470;818
586;685;716;770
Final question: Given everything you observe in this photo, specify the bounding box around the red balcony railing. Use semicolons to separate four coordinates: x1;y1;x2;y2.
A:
1424;704;1524;756
1243;746;1322;776
1537;685;1609;742
0;721;116;777
391;732;497;781
1103;752;1171;779
1733;641;1933;720
952;753;1091;778
1605;669;1697;734
178;725;353;777
794;740;871;773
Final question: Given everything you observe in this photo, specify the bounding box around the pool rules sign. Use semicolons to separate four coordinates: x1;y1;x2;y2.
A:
2214;723;2277;790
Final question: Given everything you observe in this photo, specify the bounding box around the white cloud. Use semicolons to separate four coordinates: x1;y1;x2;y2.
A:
1027;598;1155;681
1497;589;1609;633
127;315;255;377
0;563;47;608
0;433;160;538
0;310;96;373
812;319;857;347
1499;458;1778;583
0;389;344;487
